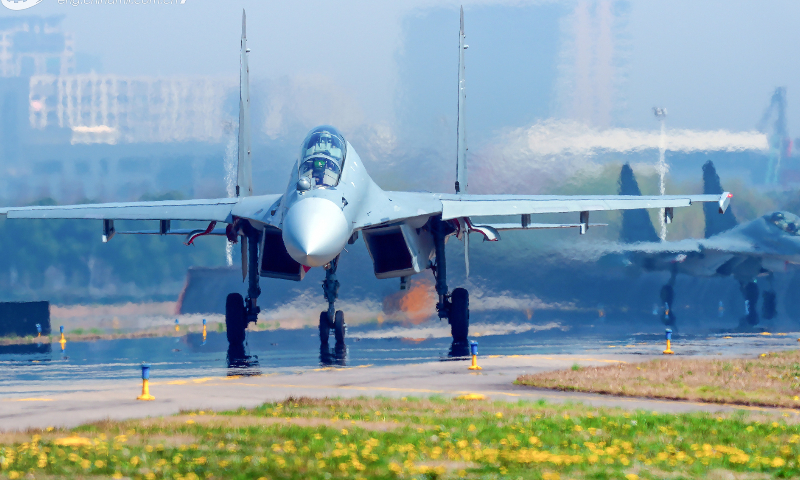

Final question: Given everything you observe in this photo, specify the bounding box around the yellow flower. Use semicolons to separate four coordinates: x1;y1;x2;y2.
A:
341;429;349;435
8;472;19;480
496;412;503;419
94;459;105;468
574;425;583;432
468;424;476;432
625;475;639;480
194;456;207;465
131;456;140;466
54;436;92;447
772;457;786;468
112;472;123;479
81;459;90;469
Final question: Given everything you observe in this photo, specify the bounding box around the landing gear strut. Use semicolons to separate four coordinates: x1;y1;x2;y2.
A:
225;222;262;346
762;274;777;320
659;271;676;327
431;217;469;344
320;255;345;345
740;280;760;326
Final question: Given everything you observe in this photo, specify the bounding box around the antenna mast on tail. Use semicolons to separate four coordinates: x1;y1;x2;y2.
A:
237;10;253;198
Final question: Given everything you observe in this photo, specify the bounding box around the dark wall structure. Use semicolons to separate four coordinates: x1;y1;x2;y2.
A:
0;301;50;337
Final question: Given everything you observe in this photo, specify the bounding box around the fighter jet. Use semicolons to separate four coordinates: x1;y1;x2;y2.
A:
616;161;800;327
0;10;731;348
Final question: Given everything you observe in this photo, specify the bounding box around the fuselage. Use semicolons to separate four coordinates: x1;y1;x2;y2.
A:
632;212;800;281
278;141;374;268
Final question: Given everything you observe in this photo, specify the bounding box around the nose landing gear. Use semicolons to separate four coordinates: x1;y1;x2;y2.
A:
320;256;346;346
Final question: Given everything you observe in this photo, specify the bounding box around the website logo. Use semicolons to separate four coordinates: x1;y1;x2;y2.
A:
2;0;43;10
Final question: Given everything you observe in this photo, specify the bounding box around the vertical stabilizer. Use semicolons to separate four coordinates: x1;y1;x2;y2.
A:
619;164;659;244
455;6;467;195
456;6;469;276
702;161;737;238
237;10;253;198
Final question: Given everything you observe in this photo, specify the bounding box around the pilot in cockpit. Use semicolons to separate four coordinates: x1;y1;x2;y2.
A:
299;126;346;187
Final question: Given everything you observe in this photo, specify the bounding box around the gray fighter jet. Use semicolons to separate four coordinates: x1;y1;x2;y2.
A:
0;10;731;348
616;161;800;327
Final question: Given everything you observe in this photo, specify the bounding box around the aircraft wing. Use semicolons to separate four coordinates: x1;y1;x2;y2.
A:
371;191;731;231
0;195;284;223
435;193;730;219
0;198;241;222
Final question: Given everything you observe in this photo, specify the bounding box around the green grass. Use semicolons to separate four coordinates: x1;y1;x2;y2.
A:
1;397;799;479
516;349;800;409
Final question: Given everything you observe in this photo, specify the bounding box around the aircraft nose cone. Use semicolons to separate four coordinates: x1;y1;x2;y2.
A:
282;198;350;267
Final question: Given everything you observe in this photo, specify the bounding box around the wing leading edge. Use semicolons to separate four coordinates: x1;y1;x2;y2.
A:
0;194;284;224
437;193;731;220
375;191;731;229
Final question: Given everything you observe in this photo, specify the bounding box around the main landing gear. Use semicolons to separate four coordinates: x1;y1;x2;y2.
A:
431;218;470;346
320;255;346;346
659;271;677;327
225;221;262;347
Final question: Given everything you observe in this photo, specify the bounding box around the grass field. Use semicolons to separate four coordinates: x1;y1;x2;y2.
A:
516;349;800;409
2;396;800;479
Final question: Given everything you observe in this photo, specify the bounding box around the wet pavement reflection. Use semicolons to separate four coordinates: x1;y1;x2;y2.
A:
3;318;800;391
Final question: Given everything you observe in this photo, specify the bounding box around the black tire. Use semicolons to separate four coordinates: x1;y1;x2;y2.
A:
225;293;246;345
319;311;331;344
334;310;346;344
762;291;777;320
450;288;469;344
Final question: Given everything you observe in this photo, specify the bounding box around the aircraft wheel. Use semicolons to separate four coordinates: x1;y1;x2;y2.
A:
319;312;331;344
762;291;777;320
450;288;469;344
225;293;246;345
334;310;346;344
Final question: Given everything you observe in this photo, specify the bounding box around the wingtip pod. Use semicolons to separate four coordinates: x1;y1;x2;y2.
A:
719;192;732;214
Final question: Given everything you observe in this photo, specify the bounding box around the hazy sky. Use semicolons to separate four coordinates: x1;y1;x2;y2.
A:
4;0;800;143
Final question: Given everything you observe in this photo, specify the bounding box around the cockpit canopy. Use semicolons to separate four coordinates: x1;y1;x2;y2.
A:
299;125;347;188
768;211;800;236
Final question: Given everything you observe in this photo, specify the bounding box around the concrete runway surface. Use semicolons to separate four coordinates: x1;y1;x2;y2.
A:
3;350;799;433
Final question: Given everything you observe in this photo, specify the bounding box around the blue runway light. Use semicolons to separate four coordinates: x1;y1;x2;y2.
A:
137;363;155;400
663;328;674;355
468;340;482;370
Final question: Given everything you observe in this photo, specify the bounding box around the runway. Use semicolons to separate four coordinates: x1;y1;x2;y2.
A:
2;321;799;432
